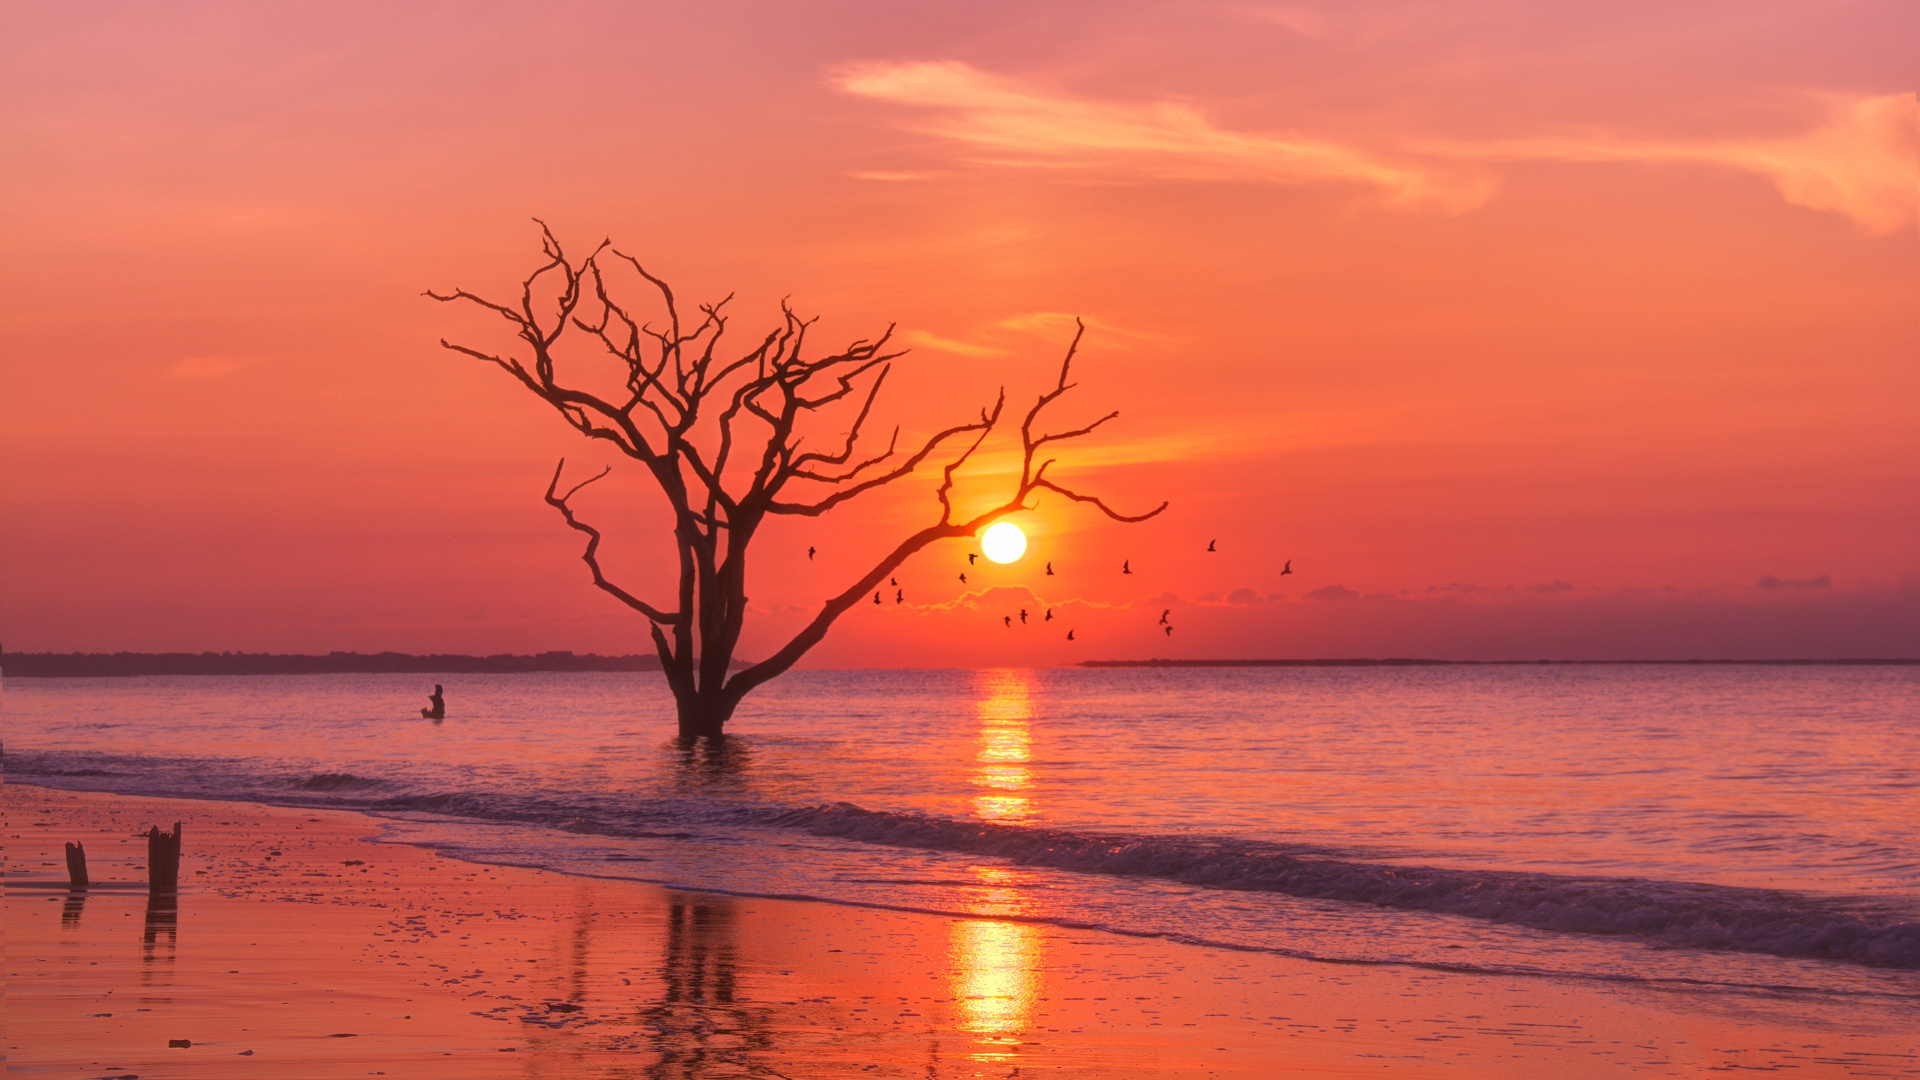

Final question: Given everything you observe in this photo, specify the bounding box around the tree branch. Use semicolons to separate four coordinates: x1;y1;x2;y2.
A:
543;459;680;625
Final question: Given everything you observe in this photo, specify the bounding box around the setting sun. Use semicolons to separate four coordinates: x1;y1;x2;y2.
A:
981;522;1027;564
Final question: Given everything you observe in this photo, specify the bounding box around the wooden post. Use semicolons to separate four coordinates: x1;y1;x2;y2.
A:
64;841;89;890
146;822;182;894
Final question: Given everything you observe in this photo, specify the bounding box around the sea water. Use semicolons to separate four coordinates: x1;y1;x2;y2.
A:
7;664;1917;1014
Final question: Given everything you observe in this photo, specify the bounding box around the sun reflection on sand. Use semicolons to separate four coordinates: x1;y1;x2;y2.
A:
949;909;1041;1057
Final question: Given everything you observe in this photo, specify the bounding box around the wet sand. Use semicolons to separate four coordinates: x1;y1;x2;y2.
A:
8;784;1916;1078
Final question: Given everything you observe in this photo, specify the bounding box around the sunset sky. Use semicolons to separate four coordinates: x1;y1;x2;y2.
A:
3;1;1914;664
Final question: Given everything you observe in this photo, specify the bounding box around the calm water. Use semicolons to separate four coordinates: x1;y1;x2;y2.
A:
8;665;1918;1009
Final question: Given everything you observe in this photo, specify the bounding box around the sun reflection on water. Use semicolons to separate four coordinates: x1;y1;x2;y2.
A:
971;669;1035;823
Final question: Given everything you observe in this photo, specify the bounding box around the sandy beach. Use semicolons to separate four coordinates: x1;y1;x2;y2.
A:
6;784;1915;1078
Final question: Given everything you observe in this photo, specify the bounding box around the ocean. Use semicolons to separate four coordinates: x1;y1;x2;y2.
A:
8;664;1917;1021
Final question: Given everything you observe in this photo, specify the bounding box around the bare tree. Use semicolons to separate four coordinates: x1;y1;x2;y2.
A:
429;224;1165;740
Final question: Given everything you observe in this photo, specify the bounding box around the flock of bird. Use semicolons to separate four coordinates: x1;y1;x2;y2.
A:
819;537;1295;644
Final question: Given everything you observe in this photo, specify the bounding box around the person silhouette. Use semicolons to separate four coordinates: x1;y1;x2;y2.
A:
422;684;445;720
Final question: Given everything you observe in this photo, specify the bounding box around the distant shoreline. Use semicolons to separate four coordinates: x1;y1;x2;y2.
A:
0;651;710;678
1080;658;1919;667
3;652;1913;678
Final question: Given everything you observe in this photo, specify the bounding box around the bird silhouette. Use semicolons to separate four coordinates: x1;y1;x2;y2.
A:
890;576;898;587
1045;562;1054;576
1122;560;1132;574
1164;624;1174;636
1067;629;1076;641
895;589;903;604
1281;559;1293;576
959;572;968;584
808;546;816;560
1159;609;1170;624
873;592;881;605
1044;608;1054;622
1004;615;1013;628
1207;539;1216;552
1019;609;1029;624
968;553;978;565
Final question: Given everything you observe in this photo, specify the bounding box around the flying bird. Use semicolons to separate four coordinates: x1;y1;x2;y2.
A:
959;572;967;585
1207;540;1216;552
1045;562;1054;576
1164;625;1174;636
874;592;881;605
1122;560;1132;575
1066;629;1075;641
895;589;903;604
890;577;898;587
968;553;978;565
1019;609;1029;624
1004;615;1013;628
1281;560;1293;576
1159;609;1170;625
1044;608;1054;622
808;546;816;560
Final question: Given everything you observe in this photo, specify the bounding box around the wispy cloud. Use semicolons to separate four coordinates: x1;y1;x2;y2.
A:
834;61;1492;212
1250;5;1335;40
993;311;1157;343
906;311;1155;360
836;62;1917;232
903;329;1010;357
1442;94;1918;235
848;170;936;182
952;428;1237;489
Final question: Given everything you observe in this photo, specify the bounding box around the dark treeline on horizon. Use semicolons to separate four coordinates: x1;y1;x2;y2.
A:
1;650;682;678
1082;658;1919;668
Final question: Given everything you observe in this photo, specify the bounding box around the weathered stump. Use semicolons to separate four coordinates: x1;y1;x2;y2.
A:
64;841;89;890
147;822;182;893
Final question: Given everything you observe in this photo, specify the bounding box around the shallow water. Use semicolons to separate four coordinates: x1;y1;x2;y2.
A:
8;665;1918;1008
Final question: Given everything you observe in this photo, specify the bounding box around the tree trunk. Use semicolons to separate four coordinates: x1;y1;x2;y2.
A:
675;694;735;742
64;841;89;890
147;822;182;893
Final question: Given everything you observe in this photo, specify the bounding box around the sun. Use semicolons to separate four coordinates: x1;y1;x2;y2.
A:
981;522;1027;564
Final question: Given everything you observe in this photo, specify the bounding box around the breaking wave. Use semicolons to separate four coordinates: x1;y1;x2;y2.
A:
297;772;384;792
769;802;1920;970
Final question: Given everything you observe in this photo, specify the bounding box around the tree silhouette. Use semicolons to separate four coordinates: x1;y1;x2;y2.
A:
430;224;1164;739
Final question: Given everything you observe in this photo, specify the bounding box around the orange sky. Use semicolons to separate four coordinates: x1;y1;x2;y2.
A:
3;1;1915;663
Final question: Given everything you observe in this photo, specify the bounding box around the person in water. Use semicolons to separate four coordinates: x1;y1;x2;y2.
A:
422;684;445;720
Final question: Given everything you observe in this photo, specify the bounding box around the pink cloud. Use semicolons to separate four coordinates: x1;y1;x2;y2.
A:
839;63;1916;233
833;60;1492;212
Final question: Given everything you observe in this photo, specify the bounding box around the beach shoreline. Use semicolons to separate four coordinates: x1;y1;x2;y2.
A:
8;783;1917;1078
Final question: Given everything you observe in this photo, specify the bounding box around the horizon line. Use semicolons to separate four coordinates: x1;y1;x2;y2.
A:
2;650;1916;679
